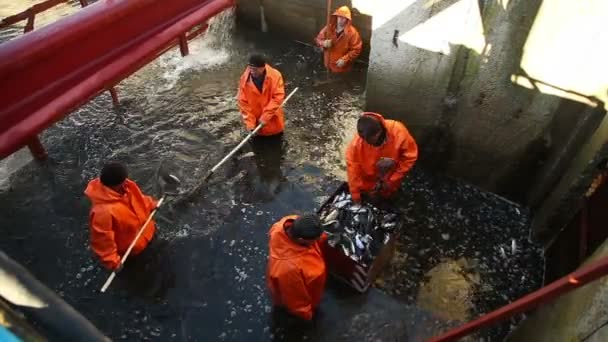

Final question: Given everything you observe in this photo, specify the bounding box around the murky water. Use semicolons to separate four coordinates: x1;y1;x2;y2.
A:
0;5;543;342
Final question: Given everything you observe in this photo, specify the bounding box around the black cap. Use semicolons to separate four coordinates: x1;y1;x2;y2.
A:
100;162;128;186
248;53;267;67
357;114;383;141
291;214;322;239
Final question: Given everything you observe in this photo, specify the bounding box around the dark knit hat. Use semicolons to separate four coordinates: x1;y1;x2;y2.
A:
248;53;267;67
100;162;128;186
357;114;383;141
291;214;322;240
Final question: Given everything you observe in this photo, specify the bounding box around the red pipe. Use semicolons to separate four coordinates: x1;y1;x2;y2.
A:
109;88;119;106
0;0;234;159
428;255;608;341
27;136;47;160
179;34;190;56
186;23;210;40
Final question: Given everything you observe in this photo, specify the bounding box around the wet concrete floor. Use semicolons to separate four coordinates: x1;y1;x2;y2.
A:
0;9;543;342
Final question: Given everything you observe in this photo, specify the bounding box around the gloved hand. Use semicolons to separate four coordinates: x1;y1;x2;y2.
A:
335;58;346;68
241;127;253;139
260;113;273;125
376;157;396;176
372;179;390;193
322;39;332;48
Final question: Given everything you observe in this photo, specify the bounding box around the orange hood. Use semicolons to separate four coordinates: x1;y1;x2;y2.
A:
268;216;313;260
362;112;388;134
330;6;352;28
333;6;352;21
84;178;123;204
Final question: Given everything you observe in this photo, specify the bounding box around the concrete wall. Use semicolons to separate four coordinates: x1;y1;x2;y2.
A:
235;0;608;239
365;0;608;206
507;239;608;342
236;0;372;60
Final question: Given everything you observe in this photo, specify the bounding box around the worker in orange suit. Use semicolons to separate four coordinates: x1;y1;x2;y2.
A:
267;214;327;321
346;112;419;203
84;162;158;271
238;54;286;136
315;6;363;73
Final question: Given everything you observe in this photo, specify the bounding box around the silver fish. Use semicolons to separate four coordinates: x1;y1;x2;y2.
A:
322;219;339;226
355;234;365;249
349;205;367;213
324;209;339;222
348;238;357;255
334;199;351;208
341;245;350;256
383;222;397;229
334;192;347;203
361;234;373;244
500;247;507;259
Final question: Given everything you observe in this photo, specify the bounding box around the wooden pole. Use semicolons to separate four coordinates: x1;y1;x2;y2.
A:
324;0;333;75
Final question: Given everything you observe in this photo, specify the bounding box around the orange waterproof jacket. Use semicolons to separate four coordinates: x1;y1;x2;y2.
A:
267;216;327;320
84;178;157;270
238;64;286;136
346;112;418;202
315;6;363;73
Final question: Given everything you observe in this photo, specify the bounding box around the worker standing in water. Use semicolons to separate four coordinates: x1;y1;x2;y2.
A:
315;6;363;73
85;162;171;296
267;214;327;321
346;113;418;204
238;53;287;198
238;53;286;136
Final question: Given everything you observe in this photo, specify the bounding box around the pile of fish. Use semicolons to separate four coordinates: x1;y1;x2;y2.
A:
320;190;401;265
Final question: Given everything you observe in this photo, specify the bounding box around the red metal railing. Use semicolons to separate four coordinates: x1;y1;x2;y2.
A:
1;0;92;159
429;255;608;341
0;0;89;34
0;0;233;160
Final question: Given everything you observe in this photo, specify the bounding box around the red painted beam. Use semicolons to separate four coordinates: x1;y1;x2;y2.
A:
0;0;234;159
0;0;69;29
428;255;608;341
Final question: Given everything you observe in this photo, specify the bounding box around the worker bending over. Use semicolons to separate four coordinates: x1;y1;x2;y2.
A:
267;214;327;321
85;162;159;271
85;162;173;296
346;112;418;203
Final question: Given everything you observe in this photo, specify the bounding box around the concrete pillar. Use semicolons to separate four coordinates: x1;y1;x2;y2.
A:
364;0;608;207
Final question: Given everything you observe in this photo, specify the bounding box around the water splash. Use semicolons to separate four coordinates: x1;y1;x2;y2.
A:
159;8;236;88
